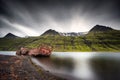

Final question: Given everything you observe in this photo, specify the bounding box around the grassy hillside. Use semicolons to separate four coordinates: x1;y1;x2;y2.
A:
0;30;120;52
0;36;91;51
85;30;120;51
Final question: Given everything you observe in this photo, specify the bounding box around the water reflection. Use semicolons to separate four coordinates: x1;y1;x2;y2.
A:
90;58;120;80
52;57;74;72
36;56;74;73
32;52;96;80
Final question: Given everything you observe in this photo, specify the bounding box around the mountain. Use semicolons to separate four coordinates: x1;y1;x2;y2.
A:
59;32;87;36
41;25;115;37
41;29;60;36
4;33;19;38
89;25;113;33
85;25;120;51
41;29;87;36
0;25;120;51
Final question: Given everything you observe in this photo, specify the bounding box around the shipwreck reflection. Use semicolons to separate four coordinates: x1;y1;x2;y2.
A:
35;56;74;73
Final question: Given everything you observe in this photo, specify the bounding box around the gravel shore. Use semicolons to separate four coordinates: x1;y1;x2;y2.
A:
0;55;65;80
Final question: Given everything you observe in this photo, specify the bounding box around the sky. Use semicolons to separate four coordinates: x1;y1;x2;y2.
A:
0;0;120;37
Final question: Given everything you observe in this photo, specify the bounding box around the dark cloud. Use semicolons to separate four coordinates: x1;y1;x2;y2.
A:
0;0;120;37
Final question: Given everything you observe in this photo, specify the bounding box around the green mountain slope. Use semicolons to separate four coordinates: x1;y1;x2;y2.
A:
85;25;120;51
0;25;120;52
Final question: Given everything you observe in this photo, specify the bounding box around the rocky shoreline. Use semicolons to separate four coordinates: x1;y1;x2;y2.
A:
0;55;65;80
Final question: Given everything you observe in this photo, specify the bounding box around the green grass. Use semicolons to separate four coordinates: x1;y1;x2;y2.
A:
0;30;120;52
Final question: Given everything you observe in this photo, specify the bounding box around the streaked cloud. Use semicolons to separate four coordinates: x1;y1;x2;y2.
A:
0;0;120;37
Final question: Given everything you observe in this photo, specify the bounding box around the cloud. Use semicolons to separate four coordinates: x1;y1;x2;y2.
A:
11;23;40;36
2;17;39;36
0;0;120;37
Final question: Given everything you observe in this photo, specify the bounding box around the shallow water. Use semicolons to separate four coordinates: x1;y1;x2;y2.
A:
0;51;120;80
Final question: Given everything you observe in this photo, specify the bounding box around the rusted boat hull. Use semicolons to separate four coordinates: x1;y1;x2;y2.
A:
16;46;52;57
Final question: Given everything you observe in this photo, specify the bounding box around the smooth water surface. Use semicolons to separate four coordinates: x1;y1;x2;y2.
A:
0;51;16;55
32;52;120;80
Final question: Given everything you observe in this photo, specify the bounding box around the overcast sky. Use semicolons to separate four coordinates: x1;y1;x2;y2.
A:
0;0;120;37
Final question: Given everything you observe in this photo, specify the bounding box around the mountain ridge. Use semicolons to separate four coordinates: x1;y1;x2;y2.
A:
4;33;19;38
2;24;119;37
41;29;60;36
89;25;114;33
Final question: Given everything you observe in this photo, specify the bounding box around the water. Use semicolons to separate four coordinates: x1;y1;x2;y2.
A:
0;51;120;80
0;51;16;55
32;52;120;80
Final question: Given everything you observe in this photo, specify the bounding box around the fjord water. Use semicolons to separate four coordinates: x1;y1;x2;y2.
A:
0;51;120;80
32;52;120;80
0;51;16;55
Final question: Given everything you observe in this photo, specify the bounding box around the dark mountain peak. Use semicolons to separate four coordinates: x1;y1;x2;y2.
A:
46;29;56;33
89;25;113;32
7;33;14;35
4;33;19;38
41;29;60;36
